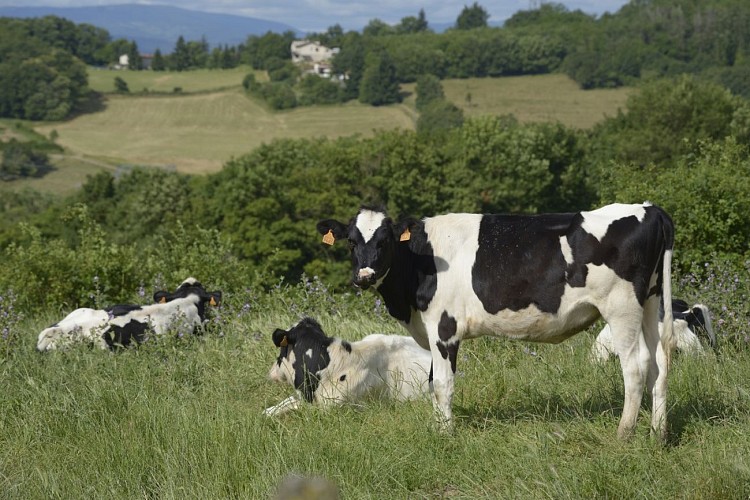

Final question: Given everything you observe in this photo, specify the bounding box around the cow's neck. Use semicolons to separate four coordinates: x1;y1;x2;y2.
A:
376;226;434;324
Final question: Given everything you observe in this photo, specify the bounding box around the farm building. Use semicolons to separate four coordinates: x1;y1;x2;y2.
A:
291;40;339;64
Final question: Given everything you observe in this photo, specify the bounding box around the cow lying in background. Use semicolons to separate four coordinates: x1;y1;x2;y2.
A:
264;317;431;416
591;299;716;363
36;277;221;351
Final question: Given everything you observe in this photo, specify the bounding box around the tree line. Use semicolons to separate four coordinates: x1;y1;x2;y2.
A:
3;0;750;119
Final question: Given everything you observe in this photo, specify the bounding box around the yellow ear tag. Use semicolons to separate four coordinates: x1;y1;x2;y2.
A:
400;227;411;242
209;297;217;306
322;229;335;246
280;335;288;347
159;296;167;304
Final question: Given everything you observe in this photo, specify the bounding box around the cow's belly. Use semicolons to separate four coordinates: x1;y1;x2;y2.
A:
464;299;600;343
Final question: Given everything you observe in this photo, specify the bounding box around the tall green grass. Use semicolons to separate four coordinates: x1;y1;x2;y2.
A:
1;276;749;498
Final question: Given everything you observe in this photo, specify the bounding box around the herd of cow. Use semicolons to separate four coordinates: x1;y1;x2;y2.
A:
37;202;717;440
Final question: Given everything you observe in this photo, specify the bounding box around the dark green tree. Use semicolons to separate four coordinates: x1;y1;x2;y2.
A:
151;49;166;71
456;2;490;30
415;74;444;111
397;9;430;34
114;76;129;93
171;36;191;71
126;41;142;70
358;50;402;106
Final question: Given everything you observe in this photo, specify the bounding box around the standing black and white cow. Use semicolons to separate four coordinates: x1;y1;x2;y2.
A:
591;299;716;362
318;202;675;440
264;317;430;416
36;278;221;351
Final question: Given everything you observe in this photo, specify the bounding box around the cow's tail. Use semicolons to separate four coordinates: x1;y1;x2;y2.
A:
659;209;675;366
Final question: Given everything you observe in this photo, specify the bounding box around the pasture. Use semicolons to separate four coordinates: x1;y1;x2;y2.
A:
24;73;633;186
86;66;263;94
1;279;749;498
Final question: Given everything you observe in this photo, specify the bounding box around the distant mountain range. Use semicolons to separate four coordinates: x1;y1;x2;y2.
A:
0;4;304;53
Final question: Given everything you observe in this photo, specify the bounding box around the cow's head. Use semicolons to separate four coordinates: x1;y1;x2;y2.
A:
317;207;412;289
153;277;222;319
268;317;337;402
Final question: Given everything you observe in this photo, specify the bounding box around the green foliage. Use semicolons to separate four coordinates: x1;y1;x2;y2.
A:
600;139;750;270
358;50;402;106
416;99;464;135
591;75;746;168
297;75;344;105
0;139;52;180
414;74;444;111
113;76;129;94
241;31;295;70
260;82;298;110
456;2;490;30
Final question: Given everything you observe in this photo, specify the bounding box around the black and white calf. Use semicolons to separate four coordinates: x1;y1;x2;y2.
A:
591;299;716;362
101;278;221;348
36;278;221;351
318;202;675;439
264;317;431;416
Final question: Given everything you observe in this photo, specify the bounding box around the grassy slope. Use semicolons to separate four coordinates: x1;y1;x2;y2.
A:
14;72;631;193
1;293;748;499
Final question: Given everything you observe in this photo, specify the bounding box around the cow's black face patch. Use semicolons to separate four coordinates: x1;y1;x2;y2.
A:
272;318;335;403
348;209;397;289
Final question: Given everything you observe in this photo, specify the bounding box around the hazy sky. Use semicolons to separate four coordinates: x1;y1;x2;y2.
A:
0;0;631;32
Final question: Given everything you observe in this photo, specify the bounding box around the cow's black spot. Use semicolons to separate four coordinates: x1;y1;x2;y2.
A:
436;340;460;373
438;311;457;342
473;214;570;314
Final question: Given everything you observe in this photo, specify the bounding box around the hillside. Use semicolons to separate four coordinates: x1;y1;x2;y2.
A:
24;74;631;187
0;4;302;53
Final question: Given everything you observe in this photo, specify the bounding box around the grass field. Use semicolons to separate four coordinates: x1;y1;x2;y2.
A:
1;283;749;498
20;72;633;188
33;88;416;174
401;74;632;130
86;66;264;94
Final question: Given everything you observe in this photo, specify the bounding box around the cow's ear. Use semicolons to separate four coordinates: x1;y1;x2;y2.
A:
394;218;419;243
316;219;348;245
153;291;169;303
272;328;292;347
209;291;222;307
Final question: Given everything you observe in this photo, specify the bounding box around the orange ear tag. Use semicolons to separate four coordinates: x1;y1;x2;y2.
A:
160;296;167;304
280;335;288;347
210;297;217;306
322;229;335;246
400;227;411;242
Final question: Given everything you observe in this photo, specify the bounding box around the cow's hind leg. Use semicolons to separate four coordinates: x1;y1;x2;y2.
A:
610;314;649;439
643;296;669;441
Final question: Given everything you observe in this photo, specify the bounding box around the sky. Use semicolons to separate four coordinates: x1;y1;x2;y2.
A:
0;0;632;33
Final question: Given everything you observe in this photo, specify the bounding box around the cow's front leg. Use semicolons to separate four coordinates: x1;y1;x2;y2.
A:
263;394;301;417
429;312;462;432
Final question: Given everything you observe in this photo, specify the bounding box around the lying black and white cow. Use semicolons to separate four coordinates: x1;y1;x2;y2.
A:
36;278;221;351
318;202;675;440
591;299;716;362
264;317;431;416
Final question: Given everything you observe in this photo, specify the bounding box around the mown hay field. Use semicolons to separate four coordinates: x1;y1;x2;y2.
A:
26;73;632;186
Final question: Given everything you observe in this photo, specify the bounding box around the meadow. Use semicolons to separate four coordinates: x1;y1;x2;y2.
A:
1;273;749;499
22;72;632;188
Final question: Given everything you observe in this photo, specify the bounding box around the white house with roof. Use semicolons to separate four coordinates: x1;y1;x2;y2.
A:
291;40;339;64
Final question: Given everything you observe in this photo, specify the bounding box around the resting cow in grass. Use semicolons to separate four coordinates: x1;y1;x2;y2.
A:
36;277;221;351
317;202;675;440
591;299;716;362
264;317;431;416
